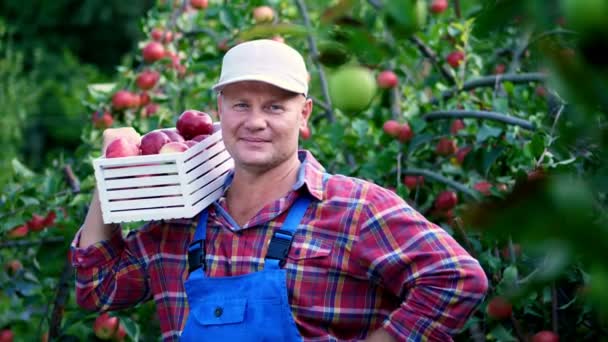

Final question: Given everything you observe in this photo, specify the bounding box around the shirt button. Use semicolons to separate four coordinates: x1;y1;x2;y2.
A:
214;306;223;317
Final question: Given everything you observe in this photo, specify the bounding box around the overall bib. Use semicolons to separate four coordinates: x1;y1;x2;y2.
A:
179;197;310;341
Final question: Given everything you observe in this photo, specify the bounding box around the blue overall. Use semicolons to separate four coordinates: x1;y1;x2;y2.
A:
179;197;310;341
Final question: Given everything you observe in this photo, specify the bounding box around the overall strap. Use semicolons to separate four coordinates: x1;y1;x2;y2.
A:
265;196;311;269
187;209;208;273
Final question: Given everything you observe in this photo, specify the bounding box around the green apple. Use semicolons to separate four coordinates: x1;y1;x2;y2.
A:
328;66;377;112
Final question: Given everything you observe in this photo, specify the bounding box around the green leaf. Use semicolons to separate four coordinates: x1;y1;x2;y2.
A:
476;124;503;144
11;159;35;178
406;133;434;155
237;23;307;41
488;324;518;342
219;9;235;30
492;97;509;113
482;146;506;175
121;316;141;342
19;196;40;207
351;119;369;138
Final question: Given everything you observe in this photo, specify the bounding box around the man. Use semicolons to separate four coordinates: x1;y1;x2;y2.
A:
72;39;488;341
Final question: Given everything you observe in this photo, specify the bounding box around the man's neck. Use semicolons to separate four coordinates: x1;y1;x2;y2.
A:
224;155;302;226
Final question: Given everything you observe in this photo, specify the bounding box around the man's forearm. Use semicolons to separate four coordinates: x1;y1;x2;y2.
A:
79;189;116;248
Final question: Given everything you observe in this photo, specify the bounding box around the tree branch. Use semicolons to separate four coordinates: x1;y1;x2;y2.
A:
49;255;74;340
429;72;548;104
63;165;80;194
423;110;536;130
0;236;64;249
294;0;335;123
409;36;456;85
403;168;481;200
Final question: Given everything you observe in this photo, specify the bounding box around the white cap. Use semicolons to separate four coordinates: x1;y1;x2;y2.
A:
212;39;309;96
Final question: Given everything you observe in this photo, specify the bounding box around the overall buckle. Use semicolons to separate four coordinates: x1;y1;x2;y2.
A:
187;239;206;273
265;229;294;267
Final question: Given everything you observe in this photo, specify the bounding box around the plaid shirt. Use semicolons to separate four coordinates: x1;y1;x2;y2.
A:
72;150;488;341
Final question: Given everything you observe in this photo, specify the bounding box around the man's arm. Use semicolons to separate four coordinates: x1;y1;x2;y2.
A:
79;189;115;248
354;189;488;341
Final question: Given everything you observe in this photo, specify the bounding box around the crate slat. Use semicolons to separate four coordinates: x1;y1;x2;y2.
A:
105;185;183;200
103;163;178;178
107;195;186;211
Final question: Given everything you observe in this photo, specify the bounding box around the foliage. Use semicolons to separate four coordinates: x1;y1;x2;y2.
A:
1;0;607;341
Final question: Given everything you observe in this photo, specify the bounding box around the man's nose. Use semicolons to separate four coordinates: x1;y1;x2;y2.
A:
243;106;267;130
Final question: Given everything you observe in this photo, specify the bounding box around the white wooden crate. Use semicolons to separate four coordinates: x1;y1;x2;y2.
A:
93;123;234;224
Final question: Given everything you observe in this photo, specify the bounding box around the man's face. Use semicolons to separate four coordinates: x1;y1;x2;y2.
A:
217;81;312;174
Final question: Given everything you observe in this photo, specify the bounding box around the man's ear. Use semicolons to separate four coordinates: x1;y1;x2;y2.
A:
299;98;313;131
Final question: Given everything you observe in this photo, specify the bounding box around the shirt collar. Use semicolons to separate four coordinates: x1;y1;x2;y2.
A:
221;149;325;201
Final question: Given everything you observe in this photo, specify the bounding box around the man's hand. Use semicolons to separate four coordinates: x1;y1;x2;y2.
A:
364;328;396;342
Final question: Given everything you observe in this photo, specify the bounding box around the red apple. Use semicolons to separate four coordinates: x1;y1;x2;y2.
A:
185;140;198;148
159;141;189;154
455;146;472;164
532;331;559;342
4;260;23;275
300;126;311;140
162;30;174;43
253;6;274;23
397;122;413;142
139;92;151;106
115;324;127;342
102;128;142;153
473;181;492;196
403;175;424;190
486;296;512;320
500;244;522;260
190;0;208;9
446;51;465;68
151;28;164;41
92;111;113;129
430;0;448;13
434;191;458;210
436;138;457;156
93;313;119;340
192;134;210;142
7;225;28;239
217;39;230;52
140;130;171;155
143;103;159;117
0;328;13;342
382;120;401;137
136;70;160;90
143;42;165;63
161;128;186;142
112;90;138;110
105;138;141;158
450;119;465;135
27;214;46;232
43;210;57;227
377;70;398;89
495;63;506;74
176;110;214;139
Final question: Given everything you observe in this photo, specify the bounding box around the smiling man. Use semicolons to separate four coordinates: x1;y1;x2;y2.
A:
72;39;488;341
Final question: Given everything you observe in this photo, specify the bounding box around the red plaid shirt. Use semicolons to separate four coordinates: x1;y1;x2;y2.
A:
72;150;488;341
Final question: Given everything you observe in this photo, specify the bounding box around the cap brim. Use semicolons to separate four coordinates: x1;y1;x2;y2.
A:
212;73;306;95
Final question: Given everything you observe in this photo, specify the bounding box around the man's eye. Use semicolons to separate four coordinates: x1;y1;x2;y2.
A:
268;104;284;113
234;103;249;109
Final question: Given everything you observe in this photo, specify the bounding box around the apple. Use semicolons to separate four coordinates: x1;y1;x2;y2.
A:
494;63;506;74
143;103;159;117
136;70;160;90
105;138;141;158
446;51;465;68
0;328;13;342
473;181;492;196
161;128;186;142
455;146;472;164
217;39;230;52
112;90;138;110
500;244;521;260
430;0;448;14
397;122;413;142
93;313;119;340
92;111;113;129
403;175;424;191
382;120;401;137
434;191;458;210
115;324;127;342
102;127;142;153
191;134;210;142
43;210;57;227
140;130;171;155
162;30;174;43
300;126;311;140
535;85;547;98
151;28;164;41
7;225;28;238
184;140;199;148
532;331;559;342
436;138;457;156
190;0;208;9
450;119;465;134
176;110;214;139
159;141;189;154
4;260;23;275
377;70;398;89
143;42;165;63
253;6;274;23
328;66;377;112
139;92;151;106
271;35;285;43
27;214;46;232
486;296;512;320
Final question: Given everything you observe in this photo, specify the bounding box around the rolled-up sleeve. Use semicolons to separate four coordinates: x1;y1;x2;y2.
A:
70;224;151;312
353;192;488;341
